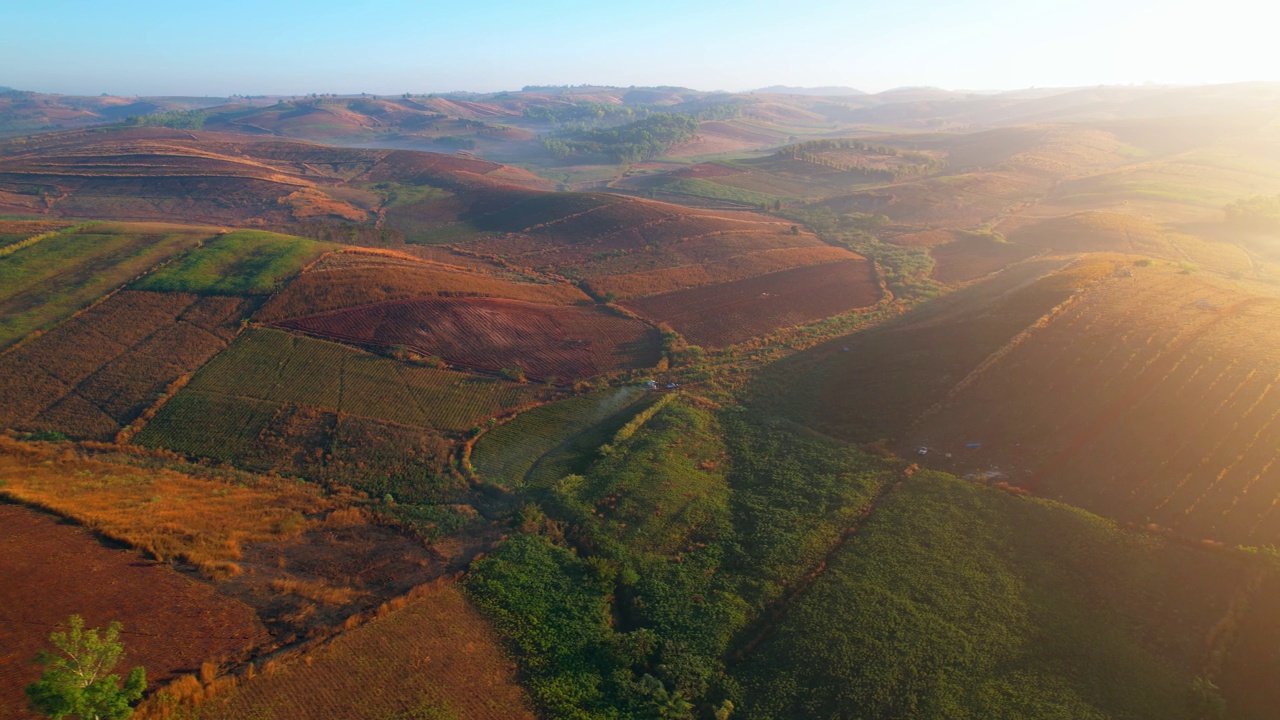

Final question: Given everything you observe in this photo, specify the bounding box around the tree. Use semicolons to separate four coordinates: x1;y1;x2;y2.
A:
26;615;147;720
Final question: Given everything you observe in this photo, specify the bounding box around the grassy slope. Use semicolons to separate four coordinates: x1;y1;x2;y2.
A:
470;387;648;489
0;223;215;348
134;230;333;295
733;472;1253;719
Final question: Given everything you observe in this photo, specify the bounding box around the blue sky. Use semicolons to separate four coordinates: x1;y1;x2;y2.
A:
2;0;1272;96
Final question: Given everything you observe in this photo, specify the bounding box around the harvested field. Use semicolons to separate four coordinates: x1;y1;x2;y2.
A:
255;259;589;323
186;581;535;720
0;290;254;440
0;222;217;348
276;297;661;381
134;230;333;295
136;329;549;447
910;268;1280;546
623;259;879;348
0;503;269;719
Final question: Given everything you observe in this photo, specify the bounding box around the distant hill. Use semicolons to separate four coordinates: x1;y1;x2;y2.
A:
753;85;867;96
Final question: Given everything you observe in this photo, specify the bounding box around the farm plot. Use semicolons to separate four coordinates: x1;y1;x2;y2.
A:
254;257;589;323
0;503;269;720
623;258;879;348
0;222;217;348
186;581;535;720
911;269;1280;546
0;290;255;440
471;387;649;488
275;297;661;381
136;328;549;461
133;229;333;295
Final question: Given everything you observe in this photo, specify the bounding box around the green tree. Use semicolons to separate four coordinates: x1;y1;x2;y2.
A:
26;615;147;720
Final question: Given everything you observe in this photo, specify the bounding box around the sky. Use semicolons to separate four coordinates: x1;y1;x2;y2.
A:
2;0;1274;96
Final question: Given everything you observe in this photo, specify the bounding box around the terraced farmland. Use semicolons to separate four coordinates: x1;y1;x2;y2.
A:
134;229;333;295
0;290;254;439
275;297;660;381
136;328;549;461
0;222;217;347
624;258;879;348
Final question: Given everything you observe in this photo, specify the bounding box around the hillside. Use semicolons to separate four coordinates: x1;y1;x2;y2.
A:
6;84;1280;720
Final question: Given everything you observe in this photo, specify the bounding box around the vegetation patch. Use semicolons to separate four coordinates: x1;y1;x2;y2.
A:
0;222;216;348
733;472;1259;719
471;386;650;489
134;230;333;295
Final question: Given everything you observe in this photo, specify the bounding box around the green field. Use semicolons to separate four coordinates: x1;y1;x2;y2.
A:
731;472;1259;719
133;229;333;295
470;387;650;488
0;223;216;348
142;328;546;440
467;405;896;720
133;390;280;461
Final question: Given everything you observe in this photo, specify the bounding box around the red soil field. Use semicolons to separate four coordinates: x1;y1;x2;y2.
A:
0;503;269;719
254;260;589;323
624;258;880;348
275;297;660;381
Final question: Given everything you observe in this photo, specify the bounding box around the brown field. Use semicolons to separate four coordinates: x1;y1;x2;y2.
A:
909;267;1280;546
930;233;1041;284
0;128;548;225
0;437;449;640
185;580;534;720
0;503;270;719
254;255;589;323
0;290;254;440
753;257;1087;440
275;297;660;381
623;258;880;348
588;245;858;299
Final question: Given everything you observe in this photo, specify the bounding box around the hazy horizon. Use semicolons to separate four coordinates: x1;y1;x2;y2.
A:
2;0;1273;97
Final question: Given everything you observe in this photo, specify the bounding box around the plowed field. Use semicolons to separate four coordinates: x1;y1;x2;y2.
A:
276;297;660;381
623;259;879;348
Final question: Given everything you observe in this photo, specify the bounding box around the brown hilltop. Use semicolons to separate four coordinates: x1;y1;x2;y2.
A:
0;127;551;225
